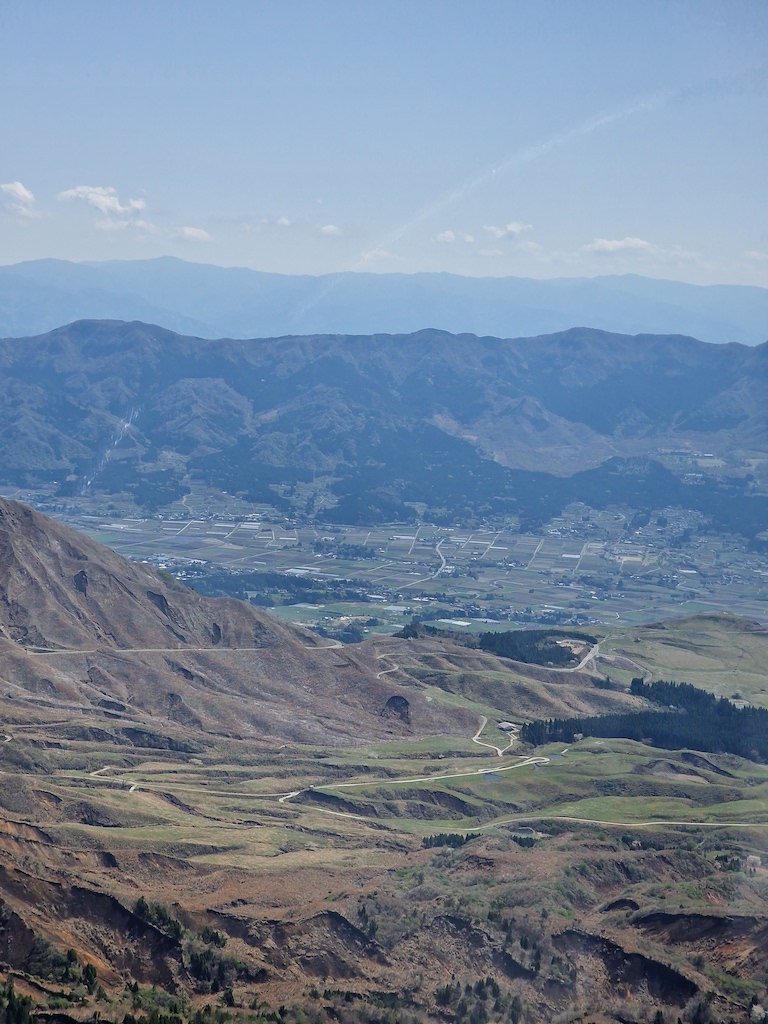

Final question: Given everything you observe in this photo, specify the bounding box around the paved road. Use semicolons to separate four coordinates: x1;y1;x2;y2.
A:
527;538;544;569
25;641;344;656
571;642;600;672
281;751;550;803
465;814;768;832
434;539;447;576
278;790;301;804
402;538;447;588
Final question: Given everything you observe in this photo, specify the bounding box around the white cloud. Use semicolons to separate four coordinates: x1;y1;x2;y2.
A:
56;185;209;241
276;216;291;227
1;181;35;204
179;226;211;241
94;219;131;231
479;248;503;257
94;216;158;234
746;250;768;262
581;236;702;265
436;230;455;243
1;180;39;217
57;184;156;235
462;234;476;244
58;185;146;216
484;221;532;239
516;239;543;253
584;236;653;253
320;223;341;236
362;248;396;261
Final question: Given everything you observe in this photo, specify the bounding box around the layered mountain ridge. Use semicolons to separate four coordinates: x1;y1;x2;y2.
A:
2;257;767;345
0;319;766;526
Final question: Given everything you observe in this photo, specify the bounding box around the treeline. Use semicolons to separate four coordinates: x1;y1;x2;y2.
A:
396;622;598;668
477;629;596;666
317;492;416;526
422;832;475;849
56;458;189;510
521;679;768;762
185;567;370;606
312;539;377;559
134;899;236;995
135;897;184;939
324;438;768;538
630;677;722;710
0;981;32;1024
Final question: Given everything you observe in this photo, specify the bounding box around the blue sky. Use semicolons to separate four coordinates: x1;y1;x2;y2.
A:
1;0;766;284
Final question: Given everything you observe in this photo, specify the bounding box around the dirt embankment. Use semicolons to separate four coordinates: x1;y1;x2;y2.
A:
0;864;185;989
553;929;698;1006
633;911;768;975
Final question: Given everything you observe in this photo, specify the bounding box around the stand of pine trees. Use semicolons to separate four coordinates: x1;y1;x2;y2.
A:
521;679;768;762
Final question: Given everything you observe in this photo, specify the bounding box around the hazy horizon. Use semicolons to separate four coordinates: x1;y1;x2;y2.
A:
2;254;768;289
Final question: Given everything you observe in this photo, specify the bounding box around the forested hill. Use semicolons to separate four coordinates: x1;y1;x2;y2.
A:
522;679;768;762
0;319;766;529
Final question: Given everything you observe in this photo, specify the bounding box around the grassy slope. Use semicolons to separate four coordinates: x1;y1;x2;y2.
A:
1;612;768;1022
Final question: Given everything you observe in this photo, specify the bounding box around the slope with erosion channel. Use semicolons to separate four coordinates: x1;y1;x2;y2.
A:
0;776;765;1024
0;497;474;745
361;634;647;723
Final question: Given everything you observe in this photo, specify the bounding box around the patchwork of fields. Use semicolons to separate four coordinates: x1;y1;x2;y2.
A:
9;483;764;635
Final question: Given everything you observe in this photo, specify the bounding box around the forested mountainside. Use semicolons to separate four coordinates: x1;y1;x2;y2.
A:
1;320;766;531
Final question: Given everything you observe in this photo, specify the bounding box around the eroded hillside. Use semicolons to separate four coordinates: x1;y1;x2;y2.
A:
1;504;768;1024
0;498;474;744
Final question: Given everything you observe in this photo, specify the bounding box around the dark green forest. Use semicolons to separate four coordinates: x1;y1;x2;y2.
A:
185;567;370;606
521;679;768;762
477;628;597;666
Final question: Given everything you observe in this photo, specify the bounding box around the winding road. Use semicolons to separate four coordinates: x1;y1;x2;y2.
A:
471;716;517;757
402;538;447;588
277;751;551;806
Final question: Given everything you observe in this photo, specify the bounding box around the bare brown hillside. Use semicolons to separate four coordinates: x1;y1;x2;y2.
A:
0;497;473;744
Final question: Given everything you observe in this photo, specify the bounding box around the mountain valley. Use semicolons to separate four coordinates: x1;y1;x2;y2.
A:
4;6;766;1023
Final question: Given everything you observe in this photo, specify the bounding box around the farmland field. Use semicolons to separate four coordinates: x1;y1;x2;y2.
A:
5;483;766;641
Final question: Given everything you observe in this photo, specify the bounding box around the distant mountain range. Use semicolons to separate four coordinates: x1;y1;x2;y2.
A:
1;257;767;345
1;319;766;532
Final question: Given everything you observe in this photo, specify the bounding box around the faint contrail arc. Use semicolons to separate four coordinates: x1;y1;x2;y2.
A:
378;92;669;251
290;90;669;326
